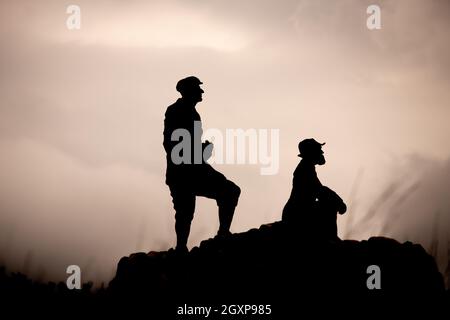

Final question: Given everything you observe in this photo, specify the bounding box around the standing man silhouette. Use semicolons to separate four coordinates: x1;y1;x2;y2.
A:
163;76;241;253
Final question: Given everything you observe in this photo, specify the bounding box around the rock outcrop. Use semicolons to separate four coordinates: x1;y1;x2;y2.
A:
109;221;445;315
1;221;447;317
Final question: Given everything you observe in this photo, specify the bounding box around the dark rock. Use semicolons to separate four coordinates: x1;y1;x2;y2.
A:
109;221;445;313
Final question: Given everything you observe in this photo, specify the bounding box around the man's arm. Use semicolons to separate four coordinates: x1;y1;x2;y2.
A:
163;110;174;154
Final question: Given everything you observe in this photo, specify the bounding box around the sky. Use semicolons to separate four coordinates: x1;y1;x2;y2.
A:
0;0;449;285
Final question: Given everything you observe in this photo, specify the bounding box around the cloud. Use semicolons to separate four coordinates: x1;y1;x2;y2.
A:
0;0;249;51
0;138;172;284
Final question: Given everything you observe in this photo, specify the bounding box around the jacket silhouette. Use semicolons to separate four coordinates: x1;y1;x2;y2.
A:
163;76;241;252
282;139;346;240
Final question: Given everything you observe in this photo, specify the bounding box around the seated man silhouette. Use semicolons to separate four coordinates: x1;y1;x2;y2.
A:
282;138;346;240
163;76;241;253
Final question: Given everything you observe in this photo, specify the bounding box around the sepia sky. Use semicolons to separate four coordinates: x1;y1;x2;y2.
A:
0;0;449;284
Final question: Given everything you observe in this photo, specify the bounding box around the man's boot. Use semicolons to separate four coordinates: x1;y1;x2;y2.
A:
175;220;190;254
216;205;235;238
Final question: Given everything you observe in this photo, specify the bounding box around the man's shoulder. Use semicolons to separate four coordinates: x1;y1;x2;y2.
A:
166;100;179;113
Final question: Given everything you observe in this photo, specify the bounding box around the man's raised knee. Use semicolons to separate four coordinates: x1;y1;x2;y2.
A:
225;181;240;207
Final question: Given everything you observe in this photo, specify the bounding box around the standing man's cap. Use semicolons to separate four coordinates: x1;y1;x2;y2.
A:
176;76;203;93
298;138;325;157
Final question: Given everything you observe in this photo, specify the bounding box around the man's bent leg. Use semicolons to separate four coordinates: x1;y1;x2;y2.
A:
217;181;241;236
193;165;241;237
171;189;195;251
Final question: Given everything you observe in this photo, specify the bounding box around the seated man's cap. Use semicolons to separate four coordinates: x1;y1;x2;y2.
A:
176;76;203;93
298;138;325;157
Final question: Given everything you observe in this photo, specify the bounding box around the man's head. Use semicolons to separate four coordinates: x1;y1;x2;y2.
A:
298;138;326;165
176;76;204;103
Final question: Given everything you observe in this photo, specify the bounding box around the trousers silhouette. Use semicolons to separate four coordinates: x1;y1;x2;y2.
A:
168;165;240;249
